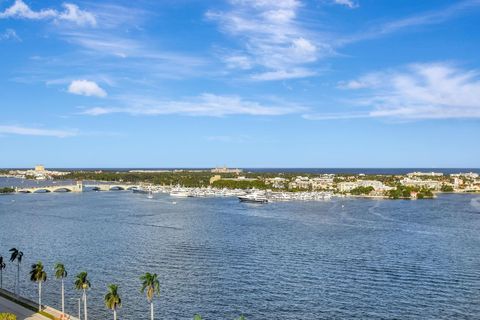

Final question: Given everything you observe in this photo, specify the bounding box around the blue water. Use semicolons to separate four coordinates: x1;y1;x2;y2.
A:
1;182;480;319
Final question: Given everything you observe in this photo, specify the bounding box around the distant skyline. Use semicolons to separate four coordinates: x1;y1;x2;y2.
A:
1;0;479;168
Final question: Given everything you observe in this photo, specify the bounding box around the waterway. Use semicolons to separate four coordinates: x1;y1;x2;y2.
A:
1;179;479;319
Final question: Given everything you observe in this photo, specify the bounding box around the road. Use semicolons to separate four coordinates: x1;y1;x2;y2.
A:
0;296;50;320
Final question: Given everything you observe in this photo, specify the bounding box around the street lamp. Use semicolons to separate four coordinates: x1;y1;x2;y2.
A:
70;297;81;319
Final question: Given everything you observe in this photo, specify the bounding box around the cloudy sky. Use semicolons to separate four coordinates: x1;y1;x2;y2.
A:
0;0;479;168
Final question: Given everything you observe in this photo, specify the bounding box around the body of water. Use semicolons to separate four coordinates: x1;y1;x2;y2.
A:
1;179;480;319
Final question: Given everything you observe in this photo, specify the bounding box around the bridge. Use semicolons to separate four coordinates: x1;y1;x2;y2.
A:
15;181;139;193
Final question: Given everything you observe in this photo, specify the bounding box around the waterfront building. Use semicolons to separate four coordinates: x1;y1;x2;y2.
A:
400;178;442;190
265;177;288;189
338;180;391;192
450;172;480;179
407;172;444;177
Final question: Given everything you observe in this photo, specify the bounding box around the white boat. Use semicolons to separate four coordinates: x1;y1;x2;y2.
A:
170;189;192;198
238;192;269;203
147;191;154;199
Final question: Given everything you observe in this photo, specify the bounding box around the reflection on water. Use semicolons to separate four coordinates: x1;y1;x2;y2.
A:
0;188;480;319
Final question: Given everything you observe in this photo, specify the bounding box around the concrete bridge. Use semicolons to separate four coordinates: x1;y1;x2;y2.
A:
16;181;139;193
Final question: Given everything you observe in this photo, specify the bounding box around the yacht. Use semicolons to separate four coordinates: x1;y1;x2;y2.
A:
238;192;269;203
170;189;192;198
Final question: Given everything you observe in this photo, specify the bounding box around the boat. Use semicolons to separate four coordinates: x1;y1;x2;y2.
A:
132;187;148;194
170;189;192;198
238;193;269;203
147;190;154;199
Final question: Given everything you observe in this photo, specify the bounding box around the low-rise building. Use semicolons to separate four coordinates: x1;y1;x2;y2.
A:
400;178;442;190
211;166;243;174
407;171;444;177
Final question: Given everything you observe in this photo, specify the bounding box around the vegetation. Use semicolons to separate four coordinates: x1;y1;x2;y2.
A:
75;272;91;320
349;186;374;195
0;187;14;194
0;314;16;320
441;184;454;192
211;179;267;190
386;186;434;199
140;272;160;320
54;263;67;315
105;284;121;320
29;261;47;311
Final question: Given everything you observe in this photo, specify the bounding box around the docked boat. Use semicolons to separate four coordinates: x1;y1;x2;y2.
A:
170;189;192;198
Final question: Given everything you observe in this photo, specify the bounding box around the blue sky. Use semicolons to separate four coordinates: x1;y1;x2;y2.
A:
0;0;479;168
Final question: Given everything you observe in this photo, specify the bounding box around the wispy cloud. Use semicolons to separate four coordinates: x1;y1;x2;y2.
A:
332;0;359;9
306;63;480;120
206;0;330;81
0;28;20;41
0;125;77;137
339;0;480;45
0;0;96;26
81;93;305;117
68;80;107;98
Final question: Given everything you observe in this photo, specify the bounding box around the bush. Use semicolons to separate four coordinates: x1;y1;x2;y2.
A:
0;313;17;320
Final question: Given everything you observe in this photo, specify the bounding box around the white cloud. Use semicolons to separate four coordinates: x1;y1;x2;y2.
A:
338;0;480;45
206;0;327;80
81;93;305;117
0;0;96;26
57;3;96;27
251;68;316;81
0;28;20;41
0;125;76;137
332;0;358;9
0;0;56;19
308;63;480;120
68;80;107;97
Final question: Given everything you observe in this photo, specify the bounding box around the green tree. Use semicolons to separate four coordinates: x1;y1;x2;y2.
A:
193;314;202;320
29;261;47;311
75;272;91;320
0;256;5;289
54;263;67;315
140;273;160;320
104;284;121;320
9;248;23;295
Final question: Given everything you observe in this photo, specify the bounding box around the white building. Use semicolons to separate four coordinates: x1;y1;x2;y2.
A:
400;178;442;190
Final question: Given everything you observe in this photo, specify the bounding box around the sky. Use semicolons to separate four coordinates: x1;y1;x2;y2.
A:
0;0;479;168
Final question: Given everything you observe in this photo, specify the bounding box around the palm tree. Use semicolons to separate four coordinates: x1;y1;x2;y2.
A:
54;263;67;315
193;315;202;320
29;261;47;311
75;272;91;320
140;273;160;320
9;248;23;295
104;284;121;320
0;256;6;289
237;316;246;320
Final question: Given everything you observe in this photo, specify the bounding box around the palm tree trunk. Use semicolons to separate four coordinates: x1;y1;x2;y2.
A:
113;308;117;320
83;289;88;320
16;262;19;295
61;279;65;314
38;282;42;311
150;302;154;320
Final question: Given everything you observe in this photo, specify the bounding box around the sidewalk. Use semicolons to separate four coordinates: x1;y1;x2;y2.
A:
0;295;50;320
0;289;78;320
